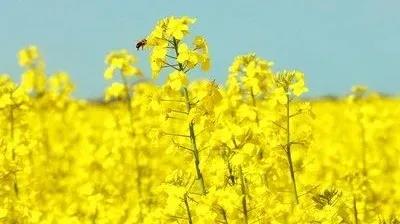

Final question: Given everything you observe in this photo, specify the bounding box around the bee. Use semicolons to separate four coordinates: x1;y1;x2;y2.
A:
136;39;147;50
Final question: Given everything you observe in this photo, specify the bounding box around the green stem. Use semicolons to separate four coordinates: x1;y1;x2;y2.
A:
220;207;229;224
239;167;248;224
172;37;207;195
249;88;259;126
183;193;193;224
227;159;236;185
9;105;19;198
353;195;359;224
172;38;184;71
286;94;298;204
9;105;15;160
91;207;98;224
183;88;207;195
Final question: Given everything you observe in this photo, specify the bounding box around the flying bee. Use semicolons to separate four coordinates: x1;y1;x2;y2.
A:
136;39;147;50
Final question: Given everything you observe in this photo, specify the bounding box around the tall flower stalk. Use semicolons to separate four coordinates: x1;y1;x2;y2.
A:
146;16;212;196
103;49;144;221
273;71;309;205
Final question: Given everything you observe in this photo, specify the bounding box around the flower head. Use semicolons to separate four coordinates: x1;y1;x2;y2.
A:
104;50;141;80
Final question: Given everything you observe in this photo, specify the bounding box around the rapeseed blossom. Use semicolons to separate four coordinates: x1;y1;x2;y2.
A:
0;16;399;224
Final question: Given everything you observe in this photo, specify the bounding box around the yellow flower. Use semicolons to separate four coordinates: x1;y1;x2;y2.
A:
146;16;210;77
291;81;308;96
0;208;7;219
48;72;75;96
193;36;211;71
104;82;127;101
166;16;196;40
21;69;47;94
18;45;41;67
150;44;168;79
177;43;198;68
167;71;188;91
290;72;308;96
273;87;288;105
196;81;222;112
147;20;166;46
193;36;208;52
228;53;273;94
200;56;211;71
104;50;141;80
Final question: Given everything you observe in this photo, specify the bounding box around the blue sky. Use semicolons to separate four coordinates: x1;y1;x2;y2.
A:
1;0;399;98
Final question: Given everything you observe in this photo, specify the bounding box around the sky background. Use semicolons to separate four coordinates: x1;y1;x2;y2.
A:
1;0;399;98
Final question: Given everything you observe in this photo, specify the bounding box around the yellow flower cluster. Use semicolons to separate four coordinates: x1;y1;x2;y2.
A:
0;17;399;224
104;50;142;80
147;16;210;78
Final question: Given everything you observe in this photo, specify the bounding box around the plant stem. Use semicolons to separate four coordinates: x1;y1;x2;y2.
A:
220;207;229;224
183;193;193;224
172;38;184;71
227;159;235;185
353;195;359;224
9;105;19;197
285;94;299;204
250;88;259;126
172;37;207;195
239;167;249;224
9;105;15;160
183;88;207;195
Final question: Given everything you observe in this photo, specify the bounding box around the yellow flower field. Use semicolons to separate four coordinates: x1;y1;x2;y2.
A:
1;16;399;223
